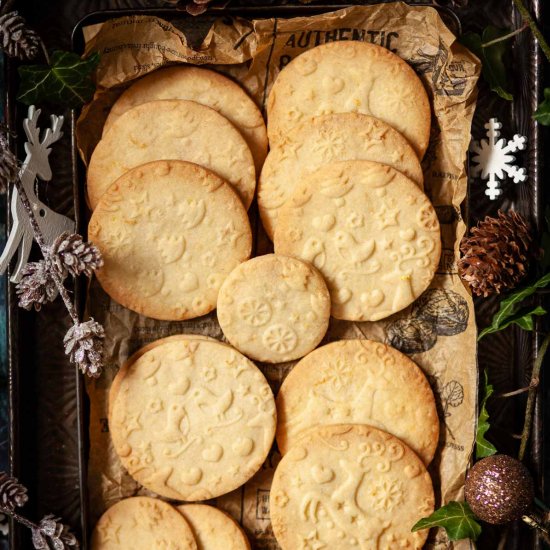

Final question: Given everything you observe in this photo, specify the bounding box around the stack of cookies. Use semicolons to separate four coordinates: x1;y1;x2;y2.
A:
86;66;267;321
88;40;443;550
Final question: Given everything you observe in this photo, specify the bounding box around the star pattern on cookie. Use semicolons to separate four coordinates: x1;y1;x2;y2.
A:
217;221;239;246
374;203;400;229
300;529;326;550
97;516;121;544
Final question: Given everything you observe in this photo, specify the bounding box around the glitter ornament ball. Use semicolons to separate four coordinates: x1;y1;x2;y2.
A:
465;455;534;524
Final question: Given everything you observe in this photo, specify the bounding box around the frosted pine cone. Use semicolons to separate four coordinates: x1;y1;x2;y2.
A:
50;232;103;278
0;12;40;60
458;211;532;297
64;319;104;378
16;260;59;311
31;515;78;550
0;123;19;192
185;0;213;15
0;472;28;512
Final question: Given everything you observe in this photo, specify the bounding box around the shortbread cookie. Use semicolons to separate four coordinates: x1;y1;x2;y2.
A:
276;339;439;464
267;41;431;158
110;338;276;500
87;99;256;209
109;335;223;410
270;425;434;550
89;161;252;321
258;113;424;239
91;497;197;549
177;505;250;550
217;254;330;363
274;160;441;321
104;66;268;172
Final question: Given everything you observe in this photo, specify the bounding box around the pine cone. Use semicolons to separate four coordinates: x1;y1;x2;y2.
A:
0;123;19;193
64;319;104;378
16;260;59;311
185;0;213;15
458;210;532;297
0;12;40;60
0;472;28;511
50;232;103;278
31;514;79;550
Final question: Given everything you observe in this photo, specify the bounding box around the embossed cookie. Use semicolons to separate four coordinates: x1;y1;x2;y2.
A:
258;113;423;239
274;160;441;321
267;41;431;158
104;66;268;173
270;425;435;550
217;254;330;363
109;335;223;409
91;496;197;549
89;160;252;321
177;504;250;550
276;339;439;464
110;337;276;500
87;99;256;209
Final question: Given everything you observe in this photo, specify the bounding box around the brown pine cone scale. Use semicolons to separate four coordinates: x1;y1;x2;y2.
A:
458;210;532;297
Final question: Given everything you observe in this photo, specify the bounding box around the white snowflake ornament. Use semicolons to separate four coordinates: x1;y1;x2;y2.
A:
470;118;527;200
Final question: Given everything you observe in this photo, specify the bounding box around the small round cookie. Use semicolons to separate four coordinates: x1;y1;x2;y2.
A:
104;66;268;173
177;504;250;550
274;160;441;321
276;339;439;464
89;160;252;321
267;41;431;158
91;497;197;549
270;425;435;550
217;255;330;363
258;113;424;239
110;337;276;501
87;99;256;209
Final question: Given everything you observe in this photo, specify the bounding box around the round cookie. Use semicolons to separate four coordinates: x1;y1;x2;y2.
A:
87;99;256;209
89;160;252;321
258;113;423;239
274;160;441;321
110;337;276;501
270;425;435;550
91;497;197;549
109;335;224;410
267;41;431;158
217;254;330;363
104;66;268;173
177;504;250;550
276;339;439;464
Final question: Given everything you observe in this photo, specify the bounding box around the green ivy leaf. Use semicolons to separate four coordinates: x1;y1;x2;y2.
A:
534;88;550;125
412;501;482;541
476;370;497;459
478;272;550;340
18;51;100;109
461;26;513;101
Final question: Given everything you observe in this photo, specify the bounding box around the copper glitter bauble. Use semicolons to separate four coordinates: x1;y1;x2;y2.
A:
465;455;534;524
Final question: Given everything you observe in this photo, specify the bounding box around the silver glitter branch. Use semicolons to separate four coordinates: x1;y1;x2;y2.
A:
0;472;78;549
2;107;105;377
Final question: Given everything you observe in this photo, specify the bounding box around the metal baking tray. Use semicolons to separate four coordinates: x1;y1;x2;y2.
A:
3;1;546;548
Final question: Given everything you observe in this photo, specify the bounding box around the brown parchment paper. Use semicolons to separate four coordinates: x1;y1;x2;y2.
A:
80;4;480;549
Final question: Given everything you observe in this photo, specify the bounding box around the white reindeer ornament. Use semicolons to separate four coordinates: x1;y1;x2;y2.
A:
0;106;75;282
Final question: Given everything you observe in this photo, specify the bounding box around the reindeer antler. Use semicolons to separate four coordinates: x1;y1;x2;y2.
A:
22;105;41;146
41;115;64;149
